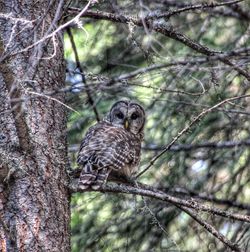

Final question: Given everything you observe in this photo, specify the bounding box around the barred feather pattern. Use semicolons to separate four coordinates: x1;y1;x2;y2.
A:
77;120;143;189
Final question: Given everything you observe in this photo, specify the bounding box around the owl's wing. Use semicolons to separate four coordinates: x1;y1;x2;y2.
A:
77;121;141;189
77;122;113;166
77;121;140;170
77;123;101;165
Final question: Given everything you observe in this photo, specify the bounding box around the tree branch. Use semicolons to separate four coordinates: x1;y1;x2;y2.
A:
67;8;220;56
178;206;242;252
147;0;244;20
66;27;100;121
67;7;250;80
69;168;250;211
143;139;250;152
69;138;250;154
70;180;250;224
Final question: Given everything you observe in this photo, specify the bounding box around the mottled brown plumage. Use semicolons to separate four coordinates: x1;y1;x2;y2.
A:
77;100;145;189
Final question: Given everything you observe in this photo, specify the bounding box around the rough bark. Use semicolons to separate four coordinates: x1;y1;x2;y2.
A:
0;1;70;251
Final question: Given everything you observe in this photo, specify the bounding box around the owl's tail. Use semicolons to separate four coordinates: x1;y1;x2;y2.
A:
78;165;110;190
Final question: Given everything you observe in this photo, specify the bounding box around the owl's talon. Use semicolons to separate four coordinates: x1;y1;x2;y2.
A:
78;183;90;191
91;184;102;190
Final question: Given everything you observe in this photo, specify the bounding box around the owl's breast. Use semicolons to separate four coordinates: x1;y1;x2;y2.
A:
78;121;142;175
115;164;138;177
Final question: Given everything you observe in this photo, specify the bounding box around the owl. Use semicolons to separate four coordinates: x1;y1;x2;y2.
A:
77;100;145;190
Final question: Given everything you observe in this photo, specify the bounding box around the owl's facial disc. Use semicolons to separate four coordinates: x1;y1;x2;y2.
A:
109;100;145;135
127;104;145;134
110;103;128;128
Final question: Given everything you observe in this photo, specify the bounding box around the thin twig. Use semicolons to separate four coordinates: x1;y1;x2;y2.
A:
0;0;96;62
68;138;250;153
66;27;100;121
178;206;242;252
142;139;250;152
27;91;80;114
147;0;243;20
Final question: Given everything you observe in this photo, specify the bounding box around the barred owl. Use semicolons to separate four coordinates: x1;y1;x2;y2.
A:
77;100;145;189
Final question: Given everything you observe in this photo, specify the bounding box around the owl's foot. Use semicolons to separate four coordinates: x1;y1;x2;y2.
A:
78;182;90;190
91;183;102;190
78;168;109;191
78;172;96;190
78;181;103;191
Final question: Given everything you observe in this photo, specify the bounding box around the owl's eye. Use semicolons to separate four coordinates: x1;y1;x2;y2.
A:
131;113;139;120
116;112;124;119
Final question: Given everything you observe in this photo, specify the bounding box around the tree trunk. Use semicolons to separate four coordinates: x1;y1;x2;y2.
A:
0;1;70;251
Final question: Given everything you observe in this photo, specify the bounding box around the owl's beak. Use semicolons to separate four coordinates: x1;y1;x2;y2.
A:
124;119;129;129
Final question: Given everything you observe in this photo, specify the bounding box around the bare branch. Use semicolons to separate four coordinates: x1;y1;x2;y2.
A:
69;138;250;154
69;168;250;211
67;7;250;80
0;0;96;63
178;206;242;252
147;0;244;20
70;181;250;224
143;139;250;152
66;27;100;121
67;8;221;56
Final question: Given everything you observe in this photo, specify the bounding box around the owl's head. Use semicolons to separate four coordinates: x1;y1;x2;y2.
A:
107;100;145;135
